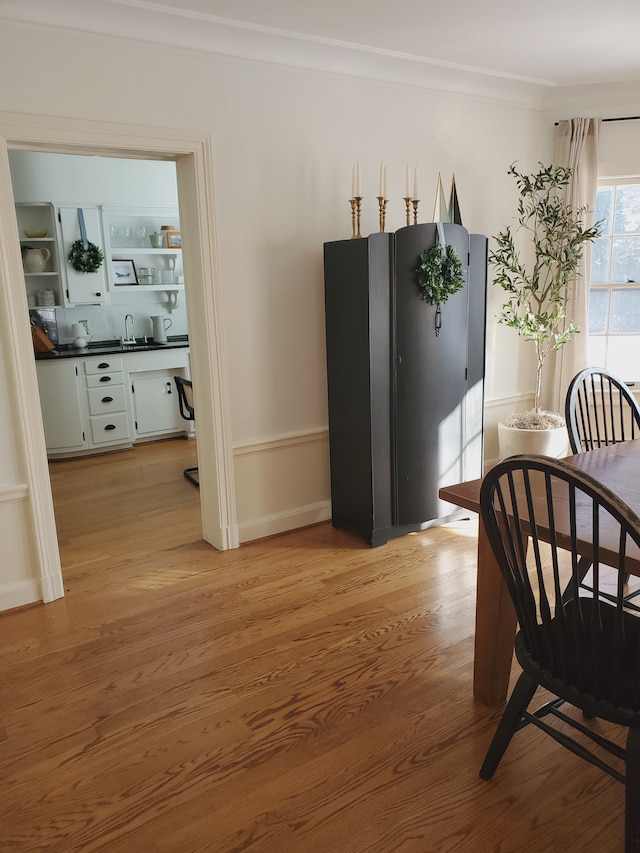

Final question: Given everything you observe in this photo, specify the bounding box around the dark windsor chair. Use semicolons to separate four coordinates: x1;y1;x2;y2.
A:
565;367;640;609
173;375;199;488
479;455;640;852
565;367;640;454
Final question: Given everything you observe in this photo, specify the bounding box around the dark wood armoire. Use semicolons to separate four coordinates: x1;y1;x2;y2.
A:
323;222;487;546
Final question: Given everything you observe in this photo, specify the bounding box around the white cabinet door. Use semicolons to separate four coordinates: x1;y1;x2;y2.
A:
58;206;109;305
36;360;86;452
132;373;183;437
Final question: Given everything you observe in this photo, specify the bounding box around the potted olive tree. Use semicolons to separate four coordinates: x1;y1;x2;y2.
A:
491;162;601;458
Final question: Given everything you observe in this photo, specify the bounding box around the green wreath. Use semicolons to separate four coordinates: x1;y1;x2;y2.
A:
68;240;104;273
415;244;464;304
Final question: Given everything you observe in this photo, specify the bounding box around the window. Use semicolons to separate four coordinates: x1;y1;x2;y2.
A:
589;179;640;381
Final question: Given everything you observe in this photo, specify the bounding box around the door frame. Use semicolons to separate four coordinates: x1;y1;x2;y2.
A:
0;110;238;604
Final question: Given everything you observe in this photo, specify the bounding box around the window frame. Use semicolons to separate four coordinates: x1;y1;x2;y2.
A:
589;176;640;383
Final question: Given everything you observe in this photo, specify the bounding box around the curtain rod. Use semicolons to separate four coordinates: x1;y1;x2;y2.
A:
555;116;640;125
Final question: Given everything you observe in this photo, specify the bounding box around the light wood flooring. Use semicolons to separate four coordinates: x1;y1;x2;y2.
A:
0;439;626;851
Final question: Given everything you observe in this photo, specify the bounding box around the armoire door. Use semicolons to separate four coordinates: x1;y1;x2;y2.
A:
393;223;470;525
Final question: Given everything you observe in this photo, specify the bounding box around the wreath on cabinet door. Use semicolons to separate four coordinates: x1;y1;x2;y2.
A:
415;236;465;337
415;244;464;305
68;239;104;273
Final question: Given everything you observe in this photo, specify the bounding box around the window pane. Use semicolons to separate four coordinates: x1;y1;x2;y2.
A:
588;289;609;333
613;185;640;234
590;238;610;283
610;287;640;332
605;335;640;381
595;186;613;235
611;237;640;283
587;335;607;369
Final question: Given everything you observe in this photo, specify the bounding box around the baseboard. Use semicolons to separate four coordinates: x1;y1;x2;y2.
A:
238;500;331;543
0;578;42;611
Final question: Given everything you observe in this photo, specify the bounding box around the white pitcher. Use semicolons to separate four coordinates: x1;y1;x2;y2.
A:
23;247;51;273
151;315;172;343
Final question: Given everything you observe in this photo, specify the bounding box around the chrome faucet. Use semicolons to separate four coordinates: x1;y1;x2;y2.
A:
123;314;136;345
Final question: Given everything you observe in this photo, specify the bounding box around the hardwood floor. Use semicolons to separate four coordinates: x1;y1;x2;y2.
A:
0;439;625;851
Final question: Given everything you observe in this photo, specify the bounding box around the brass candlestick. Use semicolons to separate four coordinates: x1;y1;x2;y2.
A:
403;197;412;227
350;196;362;239
411;198;420;225
349;198;358;239
377;196;388;233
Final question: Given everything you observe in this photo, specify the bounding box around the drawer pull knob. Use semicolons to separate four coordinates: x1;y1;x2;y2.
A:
98;362;110;369
101;396;113;403
104;424;117;431
99;376;112;383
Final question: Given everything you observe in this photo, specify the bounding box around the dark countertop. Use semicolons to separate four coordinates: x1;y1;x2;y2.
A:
35;335;190;360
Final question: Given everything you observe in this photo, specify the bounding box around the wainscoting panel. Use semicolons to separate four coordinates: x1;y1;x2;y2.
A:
0;485;43;610
233;429;331;542
483;391;534;468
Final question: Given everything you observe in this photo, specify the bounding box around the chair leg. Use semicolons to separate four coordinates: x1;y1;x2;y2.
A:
183;466;199;488
562;555;592;605
626;728;640;852
479;672;538;781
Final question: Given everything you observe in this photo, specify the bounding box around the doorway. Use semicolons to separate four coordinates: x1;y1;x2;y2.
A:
0;114;239;610
10;148;200;571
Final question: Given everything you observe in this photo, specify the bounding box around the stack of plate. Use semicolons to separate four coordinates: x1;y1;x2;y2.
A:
36;289;55;307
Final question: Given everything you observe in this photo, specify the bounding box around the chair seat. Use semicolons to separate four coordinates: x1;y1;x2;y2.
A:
516;597;640;725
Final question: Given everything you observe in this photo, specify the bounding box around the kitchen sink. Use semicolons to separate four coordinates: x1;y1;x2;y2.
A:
121;342;154;351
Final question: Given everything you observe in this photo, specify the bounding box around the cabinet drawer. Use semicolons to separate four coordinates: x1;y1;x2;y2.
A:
87;385;127;416
85;371;124;389
88;412;131;446
84;357;123;375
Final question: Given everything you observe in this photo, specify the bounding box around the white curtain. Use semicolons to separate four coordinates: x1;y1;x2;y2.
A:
550;117;601;413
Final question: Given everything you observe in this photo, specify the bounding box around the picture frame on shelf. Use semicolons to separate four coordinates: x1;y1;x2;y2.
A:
166;230;182;249
112;259;138;285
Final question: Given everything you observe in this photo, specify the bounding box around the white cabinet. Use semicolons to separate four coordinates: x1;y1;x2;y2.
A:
82;357;133;449
57;206;109;306
132;372;183;437
103;207;183;294
127;347;191;441
35;360;86;453
35;348;191;459
16;203;64;308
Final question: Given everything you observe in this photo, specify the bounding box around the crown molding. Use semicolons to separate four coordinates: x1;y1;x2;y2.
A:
541;79;640;121
1;0;554;108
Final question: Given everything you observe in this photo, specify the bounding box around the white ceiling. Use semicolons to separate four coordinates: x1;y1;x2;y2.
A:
118;0;640;88
3;0;640;103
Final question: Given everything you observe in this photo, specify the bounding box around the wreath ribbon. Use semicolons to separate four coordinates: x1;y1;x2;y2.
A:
77;208;89;250
436;221;446;259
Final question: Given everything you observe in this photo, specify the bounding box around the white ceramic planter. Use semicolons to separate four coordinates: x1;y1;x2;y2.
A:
497;421;569;461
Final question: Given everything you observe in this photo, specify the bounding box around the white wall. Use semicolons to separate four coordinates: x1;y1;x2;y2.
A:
9;151;178;207
598;120;640;177
0;18;554;607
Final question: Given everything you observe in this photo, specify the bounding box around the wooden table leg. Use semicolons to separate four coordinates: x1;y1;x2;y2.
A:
473;518;517;705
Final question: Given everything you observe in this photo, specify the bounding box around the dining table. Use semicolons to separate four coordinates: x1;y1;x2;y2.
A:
439;438;640;707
